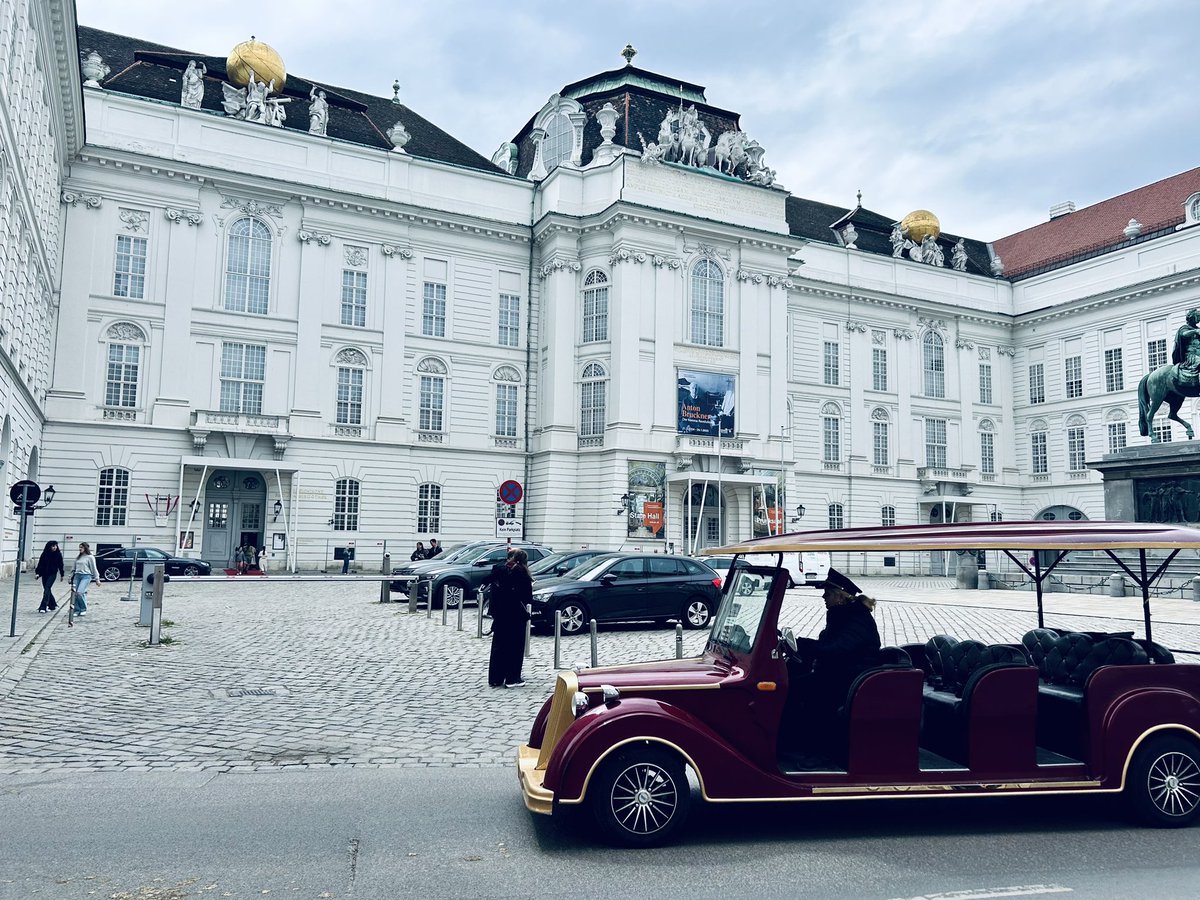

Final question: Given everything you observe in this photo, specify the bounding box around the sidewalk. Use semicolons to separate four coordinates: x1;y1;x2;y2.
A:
0;574;77;698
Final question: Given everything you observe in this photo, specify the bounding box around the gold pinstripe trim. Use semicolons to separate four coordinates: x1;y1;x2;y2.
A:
580;683;721;693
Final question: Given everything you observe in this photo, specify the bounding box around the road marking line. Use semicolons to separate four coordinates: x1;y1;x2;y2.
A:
889;885;1073;900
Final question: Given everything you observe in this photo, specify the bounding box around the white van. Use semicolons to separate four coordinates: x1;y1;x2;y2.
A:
703;550;830;588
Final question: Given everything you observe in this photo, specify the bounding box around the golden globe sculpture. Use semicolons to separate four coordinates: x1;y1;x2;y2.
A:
900;209;941;244
226;39;286;93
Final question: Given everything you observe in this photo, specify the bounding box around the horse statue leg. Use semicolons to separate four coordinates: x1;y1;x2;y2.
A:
1138;371;1163;439
1166;393;1196;440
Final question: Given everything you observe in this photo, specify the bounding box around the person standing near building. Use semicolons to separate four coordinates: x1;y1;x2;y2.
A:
71;542;100;617
486;548;532;688
35;540;64;613
410;541;427;561
427;539;442;559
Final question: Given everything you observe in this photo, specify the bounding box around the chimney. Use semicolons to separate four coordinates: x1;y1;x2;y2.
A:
1049;201;1076;220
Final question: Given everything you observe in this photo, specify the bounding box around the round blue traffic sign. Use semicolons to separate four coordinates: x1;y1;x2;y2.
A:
499;479;523;504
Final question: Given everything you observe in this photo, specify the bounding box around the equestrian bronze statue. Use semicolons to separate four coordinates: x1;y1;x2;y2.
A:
1138;308;1200;441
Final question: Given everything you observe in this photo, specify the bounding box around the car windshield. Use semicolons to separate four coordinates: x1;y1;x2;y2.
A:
440;544;485;563
529;552;568;575
708;568;774;655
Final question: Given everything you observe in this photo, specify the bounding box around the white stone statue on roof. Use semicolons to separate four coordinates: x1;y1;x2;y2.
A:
921;234;944;267
181;60;206;110
951;238;968;272
308;86;328;136
890;223;910;258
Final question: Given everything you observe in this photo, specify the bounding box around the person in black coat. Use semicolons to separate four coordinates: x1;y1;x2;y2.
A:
485;548;532;688
410;541;427;561
426;539;443;559
35;540;64;612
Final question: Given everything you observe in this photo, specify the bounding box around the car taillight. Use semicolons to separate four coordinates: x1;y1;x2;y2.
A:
712;576;722;589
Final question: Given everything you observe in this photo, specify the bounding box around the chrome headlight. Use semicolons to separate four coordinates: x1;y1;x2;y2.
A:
572;691;590;717
600;684;620;706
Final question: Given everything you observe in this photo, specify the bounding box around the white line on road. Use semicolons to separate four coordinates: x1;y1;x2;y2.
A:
890;885;1073;900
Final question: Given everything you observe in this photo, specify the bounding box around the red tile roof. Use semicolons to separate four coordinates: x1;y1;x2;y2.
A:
993;167;1200;278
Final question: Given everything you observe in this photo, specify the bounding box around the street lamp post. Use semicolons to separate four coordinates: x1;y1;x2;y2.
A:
8;480;55;638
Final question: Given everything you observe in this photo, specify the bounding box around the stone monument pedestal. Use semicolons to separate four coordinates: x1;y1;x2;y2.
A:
1087;442;1200;522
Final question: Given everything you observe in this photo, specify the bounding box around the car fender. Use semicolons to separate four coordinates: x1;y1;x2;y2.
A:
544;696;796;804
1098;686;1200;786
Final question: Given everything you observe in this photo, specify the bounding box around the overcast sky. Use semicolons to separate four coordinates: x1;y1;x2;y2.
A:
76;0;1199;241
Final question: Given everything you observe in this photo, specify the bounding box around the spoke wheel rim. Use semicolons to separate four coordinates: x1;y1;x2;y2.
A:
561;605;584;633
1147;751;1200;818
184;566;198;576
444;585;463;608
686;601;710;627
609;762;678;835
103;567;121;581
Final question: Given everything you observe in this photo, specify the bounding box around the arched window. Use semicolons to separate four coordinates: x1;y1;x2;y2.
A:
580;362;607;438
417;483;442;534
871;407;889;467
821;402;841;464
881;505;896;527
828;502;844;530
332;478;360;531
979;418;996;475
416;357;447;433
1066;413;1087;471
224;217;272;314
1030;419;1048;475
581;270;609;343
95;466;130;527
541;112;575;172
493;365;521;438
923;330;945;398
690;259;724;347
1106;407;1128;453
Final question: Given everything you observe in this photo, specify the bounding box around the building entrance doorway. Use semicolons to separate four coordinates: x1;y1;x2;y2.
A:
200;470;266;568
683;483;726;552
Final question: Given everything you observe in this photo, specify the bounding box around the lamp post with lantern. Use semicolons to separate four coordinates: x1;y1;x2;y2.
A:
8;480;55;638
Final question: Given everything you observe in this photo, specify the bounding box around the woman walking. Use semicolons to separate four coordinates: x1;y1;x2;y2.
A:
35;540;64;612
486;548;533;688
71;542;100;617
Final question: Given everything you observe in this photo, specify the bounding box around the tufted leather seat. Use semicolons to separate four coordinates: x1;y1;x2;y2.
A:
1135;639;1175;664
1021;628;1060;670
922;635;961;691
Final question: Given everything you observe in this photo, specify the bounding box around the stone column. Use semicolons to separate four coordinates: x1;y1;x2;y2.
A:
291;229;332;437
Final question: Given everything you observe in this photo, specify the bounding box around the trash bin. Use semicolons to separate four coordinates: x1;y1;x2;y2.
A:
955;553;979;590
1108;574;1125;598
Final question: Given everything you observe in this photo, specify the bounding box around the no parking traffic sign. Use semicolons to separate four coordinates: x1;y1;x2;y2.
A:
498;479;523;505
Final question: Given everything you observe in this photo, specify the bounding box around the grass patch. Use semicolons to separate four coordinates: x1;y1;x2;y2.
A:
161;619;177;627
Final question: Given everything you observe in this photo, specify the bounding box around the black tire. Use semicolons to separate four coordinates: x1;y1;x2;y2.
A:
681;596;713;630
590;744;690;847
441;579;468;609
556;600;588;635
101;565;122;582
183;565;200;577
1126;734;1200;827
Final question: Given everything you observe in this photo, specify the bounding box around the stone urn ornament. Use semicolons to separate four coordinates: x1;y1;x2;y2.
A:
81;50;109;87
387;121;410;151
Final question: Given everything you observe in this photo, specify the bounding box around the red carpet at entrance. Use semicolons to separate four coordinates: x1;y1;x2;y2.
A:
222;569;266;577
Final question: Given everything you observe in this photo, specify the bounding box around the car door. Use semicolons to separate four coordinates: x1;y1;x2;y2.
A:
597;557;648;620
142;548;172;575
646;556;690;617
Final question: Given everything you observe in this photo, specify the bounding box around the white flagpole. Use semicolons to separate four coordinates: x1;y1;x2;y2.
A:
716;424;723;546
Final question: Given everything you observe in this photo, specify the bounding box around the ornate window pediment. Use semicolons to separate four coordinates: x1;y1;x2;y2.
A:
416;357;448;375
870;407;890;422
821;401;842;417
493;365;522;383
106;322;147;342
978;418;996;432
1106;407;1129;422
335;347;368;367
527;94;587;181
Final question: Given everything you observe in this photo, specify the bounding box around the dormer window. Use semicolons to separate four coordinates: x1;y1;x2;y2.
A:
1185;192;1200;229
527;94;587;180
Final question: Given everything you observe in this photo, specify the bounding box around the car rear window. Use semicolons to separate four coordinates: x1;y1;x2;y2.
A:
681;559;712;577
648;557;685;576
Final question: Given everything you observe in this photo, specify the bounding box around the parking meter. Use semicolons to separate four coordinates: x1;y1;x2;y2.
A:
139;569;169;626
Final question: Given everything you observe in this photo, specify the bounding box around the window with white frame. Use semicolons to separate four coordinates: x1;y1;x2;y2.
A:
872;347;888;391
498;293;520;347
95;466;130;527
1029;362;1045;404
495;382;518;437
822;403;841;463
113;234;147;299
581;270;608;343
1031;430;1048;474
823;341;840;386
541;112;575;172
340;270;367;327
580;362;607;438
219;342;266;415
1064;356;1083;399
979;422;995;475
1105;348;1124;392
1107;421;1127;453
979;363;993;404
417;482;441;533
336;366;364;425
1067;419;1086;470
690;259;724;347
422;281;447;337
925;417;947;468
881;505;896;527
990;509;1003;522
224;217;272;314
923;331;945;398
105;343;139;408
332;478;360;531
1153;421;1172;443
828;502;844;530
1147;338;1167;371
872;421;889;467
419;373;445;432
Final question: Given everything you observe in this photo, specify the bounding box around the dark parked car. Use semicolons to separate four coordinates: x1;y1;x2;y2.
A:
96;547;213;581
413;542;553;609
528;552;721;635
389;541;497;593
530;549;612;581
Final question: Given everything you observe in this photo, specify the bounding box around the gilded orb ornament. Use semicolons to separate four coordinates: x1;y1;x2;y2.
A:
227;38;286;93
900;209;941;243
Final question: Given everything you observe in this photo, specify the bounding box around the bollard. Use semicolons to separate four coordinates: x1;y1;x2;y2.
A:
138;569;156;626
524;611;532;658
426;587;432;619
675;623;683;659
476;589;485;638
148;564;165;647
380;554;391;602
1108;573;1125;598
589;618;598;668
553;609;562;670
381;551;390;575
407;582;417;615
456;592;464;631
1192;576;1200;603
441;591;448;626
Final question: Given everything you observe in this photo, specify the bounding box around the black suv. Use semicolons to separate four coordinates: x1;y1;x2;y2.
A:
412;542;553;609
389;541;495;593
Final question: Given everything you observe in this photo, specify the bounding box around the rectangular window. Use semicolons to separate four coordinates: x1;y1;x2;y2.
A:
418;375;444;431
1147;338;1167;371
1067;426;1086;470
1031;432;1048;474
95;468;130;527
1107;421;1127;454
881;506;896;527
872;348;888;391
581;380;606;438
495;383;518;437
105;343;140;408
1065;356;1083;399
207;501;228;529
417;483;441;533
823;341;840;386
978;363;993;404
925;418;947;468
1105;348;1124;392
1029;363;1045;404
333;479;360;531
872;421;889;467
336;367;363;425
219;342;266;415
422;282;447;337
113;235;147;299
498;293;520;347
340;270;368;327
1153;421;1172;443
980;432;995;475
822;416;840;463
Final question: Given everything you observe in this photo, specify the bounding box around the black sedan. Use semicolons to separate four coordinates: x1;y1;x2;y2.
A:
96;547;213;581
528;553;722;635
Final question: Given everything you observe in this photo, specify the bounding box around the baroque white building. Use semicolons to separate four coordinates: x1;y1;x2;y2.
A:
11;17;1200;574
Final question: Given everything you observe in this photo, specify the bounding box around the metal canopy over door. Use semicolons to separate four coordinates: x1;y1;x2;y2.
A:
200;470;267;567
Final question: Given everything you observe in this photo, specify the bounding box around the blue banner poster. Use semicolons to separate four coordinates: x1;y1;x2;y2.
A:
676;370;736;436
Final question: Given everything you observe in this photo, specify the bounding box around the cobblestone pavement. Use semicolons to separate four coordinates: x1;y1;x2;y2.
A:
0;576;1197;777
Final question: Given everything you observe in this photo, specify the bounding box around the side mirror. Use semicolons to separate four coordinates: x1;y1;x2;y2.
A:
780;627;798;655
472;559;492;567
600;573;618;586
555;565;569;575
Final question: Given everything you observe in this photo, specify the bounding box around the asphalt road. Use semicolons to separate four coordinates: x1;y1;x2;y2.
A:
2;767;1199;899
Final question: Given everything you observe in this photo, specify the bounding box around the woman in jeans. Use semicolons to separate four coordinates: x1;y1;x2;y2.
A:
71;542;100;616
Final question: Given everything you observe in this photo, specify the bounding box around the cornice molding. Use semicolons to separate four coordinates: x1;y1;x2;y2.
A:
164;207;203;226
61;190;102;209
1015;269;1200;326
380;244;414;259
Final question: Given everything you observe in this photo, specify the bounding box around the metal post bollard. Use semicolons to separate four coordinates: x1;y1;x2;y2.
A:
407;582;416;615
524;610;532;658
476;589;485;638
1108;573;1125;598
441;593;448;626
456;593;464;631
553;609;562;670
426;588;432;619
675;623;683;659
380;554;391;603
149;564;165;647
589;618;598;668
